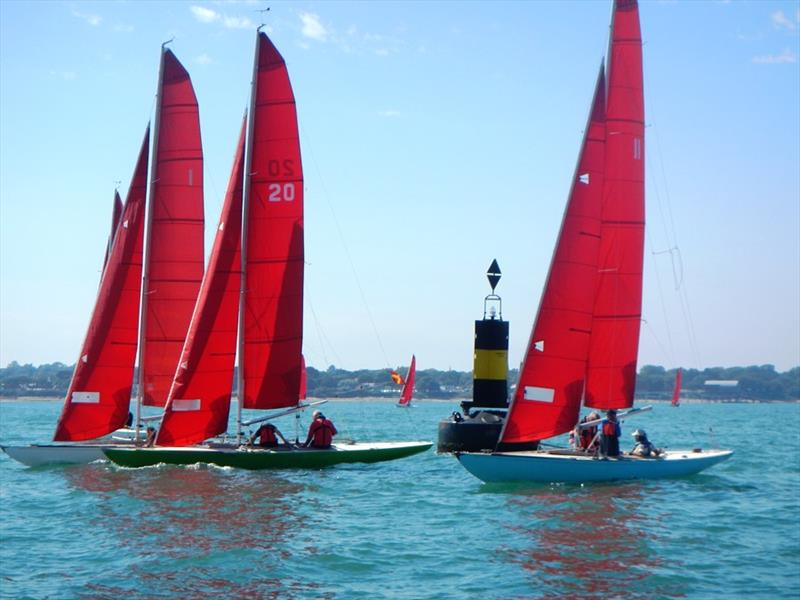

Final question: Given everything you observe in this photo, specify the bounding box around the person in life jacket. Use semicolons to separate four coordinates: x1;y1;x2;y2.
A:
145;426;157;448
599;409;621;458
630;429;661;458
303;410;337;449
576;411;601;452
249;423;289;448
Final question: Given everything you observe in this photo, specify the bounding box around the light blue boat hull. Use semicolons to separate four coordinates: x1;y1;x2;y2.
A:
457;448;733;484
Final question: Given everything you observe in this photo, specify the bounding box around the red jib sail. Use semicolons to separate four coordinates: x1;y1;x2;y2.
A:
157;119;246;446
140;48;205;407
501;65;607;444
584;0;645;410
398;355;416;407
240;32;305;410
53;128;149;441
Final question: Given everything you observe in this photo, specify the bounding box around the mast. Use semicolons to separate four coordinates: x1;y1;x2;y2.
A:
236;28;261;444
135;42;168;439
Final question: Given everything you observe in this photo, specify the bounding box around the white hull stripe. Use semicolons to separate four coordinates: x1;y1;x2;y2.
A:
523;386;555;403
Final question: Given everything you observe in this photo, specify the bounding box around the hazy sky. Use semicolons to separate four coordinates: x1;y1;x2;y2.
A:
1;1;798;374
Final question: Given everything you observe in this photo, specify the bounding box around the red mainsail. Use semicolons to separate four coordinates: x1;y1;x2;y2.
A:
53;128;149;441
240;32;305;410
140;48;205;407
501;65;607;444
398;355;416;407
584;0;645;410
157;119;246;446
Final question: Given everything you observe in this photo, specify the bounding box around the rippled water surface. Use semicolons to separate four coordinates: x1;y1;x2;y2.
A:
1;400;798;599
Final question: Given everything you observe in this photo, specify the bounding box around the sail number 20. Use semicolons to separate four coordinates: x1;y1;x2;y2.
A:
268;183;296;202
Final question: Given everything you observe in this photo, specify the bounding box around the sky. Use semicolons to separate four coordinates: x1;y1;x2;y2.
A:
1;0;798;374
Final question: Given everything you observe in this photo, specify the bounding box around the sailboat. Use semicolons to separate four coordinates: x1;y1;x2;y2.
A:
1;47;205;467
672;368;683;407
396;355;416;407
456;0;732;484
104;29;431;470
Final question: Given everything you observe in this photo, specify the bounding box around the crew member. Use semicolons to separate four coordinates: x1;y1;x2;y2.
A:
250;422;288;448
304;410;337;449
145;426;157;448
579;411;601;452
630;429;660;458
600;409;621;458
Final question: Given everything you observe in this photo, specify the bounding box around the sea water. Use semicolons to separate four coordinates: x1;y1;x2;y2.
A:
0;399;798;599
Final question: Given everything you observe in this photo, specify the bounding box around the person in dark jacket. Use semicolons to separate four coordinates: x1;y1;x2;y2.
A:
599;409;621;458
249;422;289;448
303;410;337;449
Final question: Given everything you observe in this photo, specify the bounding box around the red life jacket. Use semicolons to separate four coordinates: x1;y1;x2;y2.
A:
259;425;278;446
309;418;337;448
602;420;618;437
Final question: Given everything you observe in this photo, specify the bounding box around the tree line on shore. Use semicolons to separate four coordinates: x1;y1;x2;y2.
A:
1;361;797;401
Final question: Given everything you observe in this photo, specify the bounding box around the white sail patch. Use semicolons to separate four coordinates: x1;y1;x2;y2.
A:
72;391;100;404
172;399;201;412
534;340;545;352
579;173;590;185
523;386;555;403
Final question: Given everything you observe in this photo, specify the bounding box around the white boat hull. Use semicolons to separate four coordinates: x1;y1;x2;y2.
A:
1;440;140;467
457;448;734;484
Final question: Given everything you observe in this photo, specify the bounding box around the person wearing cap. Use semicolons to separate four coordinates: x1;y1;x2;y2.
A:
630;429;661;458
303;410;338;449
599;409;621;458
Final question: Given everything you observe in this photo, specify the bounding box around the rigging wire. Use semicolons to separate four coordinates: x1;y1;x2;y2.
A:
298;123;394;370
644;112;703;368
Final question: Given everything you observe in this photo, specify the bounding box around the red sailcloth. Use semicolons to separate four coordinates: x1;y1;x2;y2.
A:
299;355;308;400
671;368;682;407
398;355;416;407
140;48;205;407
584;0;645;410
501;65;607;444
53;128;149;441
157;119;246;446
241;32;305;410
103;190;123;270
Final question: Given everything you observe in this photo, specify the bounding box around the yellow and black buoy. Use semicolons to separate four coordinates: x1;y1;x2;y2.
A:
437;259;509;453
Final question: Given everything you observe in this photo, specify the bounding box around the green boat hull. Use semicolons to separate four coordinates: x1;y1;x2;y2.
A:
103;441;432;470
